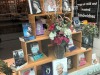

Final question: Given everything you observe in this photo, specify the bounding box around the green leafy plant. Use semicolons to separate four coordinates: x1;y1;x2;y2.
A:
82;23;98;37
0;59;12;75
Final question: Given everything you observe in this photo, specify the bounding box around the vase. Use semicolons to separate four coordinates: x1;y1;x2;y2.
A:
54;45;65;59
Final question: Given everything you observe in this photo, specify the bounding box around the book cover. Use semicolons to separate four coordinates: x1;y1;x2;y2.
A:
44;0;57;12
13;49;26;66
67;57;73;70
52;58;68;75
92;53;99;65
29;51;44;61
28;0;41;14
21;68;35;75
62;0;71;12
36;20;44;35
78;53;87;66
11;49;27;71
27;42;44;61
22;23;35;41
42;62;53;75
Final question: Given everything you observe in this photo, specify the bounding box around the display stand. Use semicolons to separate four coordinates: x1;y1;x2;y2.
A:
15;0;92;75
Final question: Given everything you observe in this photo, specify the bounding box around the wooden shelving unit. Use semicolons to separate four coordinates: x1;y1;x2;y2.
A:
16;0;92;75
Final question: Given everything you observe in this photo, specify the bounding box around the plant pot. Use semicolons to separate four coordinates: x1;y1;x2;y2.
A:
54;45;65;59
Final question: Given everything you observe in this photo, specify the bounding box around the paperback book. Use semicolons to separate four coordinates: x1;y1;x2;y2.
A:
52;58;68;75
21;68;35;75
28;0;42;14
62;0;71;12
29;51;44;61
92;53;99;65
11;49;27;71
67;57;73;70
20;23;35;42
78;53;87;66
27;42;44;61
42;62;53;75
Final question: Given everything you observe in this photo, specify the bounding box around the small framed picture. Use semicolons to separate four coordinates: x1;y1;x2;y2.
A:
44;0;57;12
28;0;42;14
62;0;71;12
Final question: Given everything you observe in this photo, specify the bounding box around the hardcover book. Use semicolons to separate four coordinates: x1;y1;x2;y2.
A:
27;42;44;61
52;58;68;75
78;53;87;66
29;51;44;61
11;49;27;71
62;0;71;12
21;68;35;75
67;57;73;70
28;0;41;14
42;62;53;75
36;20;44;35
22;23;35;41
44;0;57;12
92;53;99;65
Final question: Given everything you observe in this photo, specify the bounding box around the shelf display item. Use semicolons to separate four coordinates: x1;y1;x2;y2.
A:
28;42;44;61
52;58;68;75
36;20;44;35
78;53;87;66
11;49;27;71
28;0;42;14
21;68;35;75
92;53;99;65
67;57;73;70
21;22;35;41
44;0;57;12
62;0;71;12
42;62;53;75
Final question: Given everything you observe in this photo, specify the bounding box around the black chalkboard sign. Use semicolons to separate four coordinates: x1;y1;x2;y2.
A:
76;0;99;23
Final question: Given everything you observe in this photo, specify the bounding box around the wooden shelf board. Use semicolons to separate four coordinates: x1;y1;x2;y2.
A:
68;68;77;73
24;31;82;43
29;12;62;17
65;48;92;57
28;12;72;17
26;35;49;43
77;63;91;70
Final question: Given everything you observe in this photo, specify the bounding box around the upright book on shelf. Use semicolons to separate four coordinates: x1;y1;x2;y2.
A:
78;53;87;66
28;0;42;14
62;0;71;12
27;42;44;61
19;23;35;42
42;62;53;75
11;49;27;71
52;58;68;75
21;68;35;75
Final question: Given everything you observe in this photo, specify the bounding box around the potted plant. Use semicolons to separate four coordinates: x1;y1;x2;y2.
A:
81;21;98;48
48;15;73;59
0;59;12;75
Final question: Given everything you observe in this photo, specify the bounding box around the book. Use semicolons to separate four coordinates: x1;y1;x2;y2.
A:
42;62;53;75
21;23;35;41
78;53;86;66
29;51;44;61
44;0;57;12
27;42;44;61
36;20;44;35
21;68;35;75
11;49;27;71
28;0;41;14
52;58;68;75
67;57;73;70
92;53;99;65
62;0;71;12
